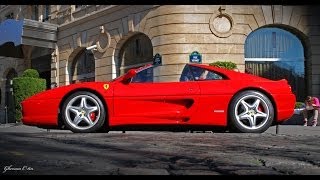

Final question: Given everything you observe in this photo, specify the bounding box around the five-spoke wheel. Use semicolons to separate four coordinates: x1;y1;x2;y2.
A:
229;90;274;133
62;91;106;133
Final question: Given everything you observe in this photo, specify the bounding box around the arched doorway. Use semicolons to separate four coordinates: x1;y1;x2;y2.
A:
118;33;153;76
70;49;95;84
245;27;305;101
5;68;17;123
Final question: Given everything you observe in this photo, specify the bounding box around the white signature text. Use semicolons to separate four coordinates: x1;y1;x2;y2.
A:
3;165;34;173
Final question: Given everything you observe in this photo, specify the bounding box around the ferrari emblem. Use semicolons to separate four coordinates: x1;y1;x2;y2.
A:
103;84;109;90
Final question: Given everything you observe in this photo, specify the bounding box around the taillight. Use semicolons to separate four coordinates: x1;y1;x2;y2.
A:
288;84;292;92
281;79;293;93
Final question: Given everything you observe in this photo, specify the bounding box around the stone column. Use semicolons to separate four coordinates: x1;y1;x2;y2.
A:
21;45;33;69
51;46;59;88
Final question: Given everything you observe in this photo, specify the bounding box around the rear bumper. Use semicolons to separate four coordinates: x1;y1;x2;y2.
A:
273;93;296;122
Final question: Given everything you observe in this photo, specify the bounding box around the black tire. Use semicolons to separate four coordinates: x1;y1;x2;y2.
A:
229;90;274;133
61;91;106;133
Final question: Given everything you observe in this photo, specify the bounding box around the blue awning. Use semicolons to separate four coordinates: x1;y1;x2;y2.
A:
0;19;57;58
0;19;23;46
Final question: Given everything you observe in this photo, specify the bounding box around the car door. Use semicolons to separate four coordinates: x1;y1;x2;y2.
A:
112;66;200;125
188;66;233;125
113;82;201;125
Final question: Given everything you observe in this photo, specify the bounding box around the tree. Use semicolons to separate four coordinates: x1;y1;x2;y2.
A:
13;69;46;121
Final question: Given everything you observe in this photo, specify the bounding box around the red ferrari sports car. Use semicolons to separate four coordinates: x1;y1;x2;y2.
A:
21;63;296;133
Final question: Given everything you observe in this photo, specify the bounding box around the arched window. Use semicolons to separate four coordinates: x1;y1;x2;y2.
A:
70;49;95;84
245;27;305;101
43;5;50;22
119;33;153;75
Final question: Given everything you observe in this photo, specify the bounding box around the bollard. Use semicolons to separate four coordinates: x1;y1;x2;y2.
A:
276;124;279;134
4;106;8;124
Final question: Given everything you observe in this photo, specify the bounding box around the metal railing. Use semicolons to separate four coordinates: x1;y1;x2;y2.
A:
0;106;8;124
0;106;14;124
4;106;7;124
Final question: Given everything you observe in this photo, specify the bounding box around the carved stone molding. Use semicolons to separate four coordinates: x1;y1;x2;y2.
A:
209;6;234;38
96;25;111;53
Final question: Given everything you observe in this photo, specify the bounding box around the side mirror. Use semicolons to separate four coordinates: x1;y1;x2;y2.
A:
122;69;136;84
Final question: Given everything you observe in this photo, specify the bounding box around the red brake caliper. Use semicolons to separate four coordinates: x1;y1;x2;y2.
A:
89;112;96;121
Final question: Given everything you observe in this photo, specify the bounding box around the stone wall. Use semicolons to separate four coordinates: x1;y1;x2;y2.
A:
54;5;320;94
0;56;25;122
1;5;320;123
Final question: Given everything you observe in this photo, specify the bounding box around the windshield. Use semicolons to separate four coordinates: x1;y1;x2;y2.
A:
131;65;155;83
111;64;154;82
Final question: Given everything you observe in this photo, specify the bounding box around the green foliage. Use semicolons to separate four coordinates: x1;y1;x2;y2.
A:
209;61;237;70
13;69;46;121
295;102;305;109
22;69;40;78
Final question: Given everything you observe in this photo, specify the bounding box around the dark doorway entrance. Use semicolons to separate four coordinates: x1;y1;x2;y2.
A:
32;54;51;89
5;69;17;123
39;71;51;89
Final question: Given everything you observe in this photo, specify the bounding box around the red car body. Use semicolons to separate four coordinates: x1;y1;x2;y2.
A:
21;63;296;133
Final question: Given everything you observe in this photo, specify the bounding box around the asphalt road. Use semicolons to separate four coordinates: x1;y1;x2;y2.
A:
0;124;319;175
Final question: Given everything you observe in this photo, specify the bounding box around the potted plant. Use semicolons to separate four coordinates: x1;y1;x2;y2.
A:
294;102;305;115
209;61;237;70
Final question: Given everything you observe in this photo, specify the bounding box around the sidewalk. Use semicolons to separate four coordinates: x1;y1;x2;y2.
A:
0;123;69;133
266;125;320;136
0;123;319;136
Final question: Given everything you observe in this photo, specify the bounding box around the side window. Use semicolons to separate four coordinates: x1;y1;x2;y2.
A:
180;65;194;82
190;66;205;80
189;66;224;81
205;71;224;80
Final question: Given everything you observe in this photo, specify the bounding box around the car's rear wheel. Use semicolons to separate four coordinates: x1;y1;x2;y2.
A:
62;91;106;133
229;90;274;133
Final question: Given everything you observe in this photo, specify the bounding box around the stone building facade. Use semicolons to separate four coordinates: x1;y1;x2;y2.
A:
0;5;320;122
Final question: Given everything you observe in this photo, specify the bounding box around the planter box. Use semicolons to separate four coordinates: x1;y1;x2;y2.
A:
294;108;304;115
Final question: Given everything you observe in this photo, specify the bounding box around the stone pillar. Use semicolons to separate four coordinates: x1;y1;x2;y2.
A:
51;46;59;88
21;45;33;69
0;86;5;123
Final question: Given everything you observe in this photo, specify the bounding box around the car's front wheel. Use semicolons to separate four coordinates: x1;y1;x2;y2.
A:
62;91;106;133
229;90;274;133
